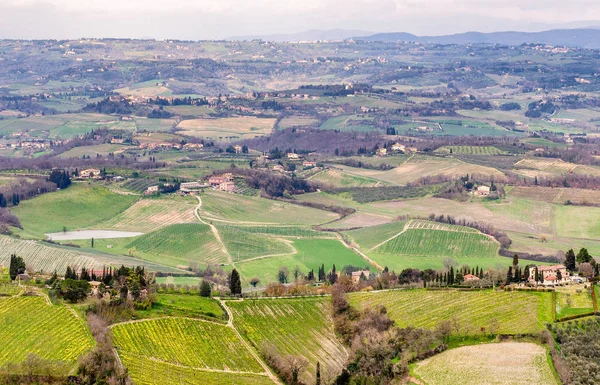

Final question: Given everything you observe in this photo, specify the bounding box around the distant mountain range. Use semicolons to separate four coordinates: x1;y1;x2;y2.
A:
228;29;374;42
230;27;600;49
354;28;600;49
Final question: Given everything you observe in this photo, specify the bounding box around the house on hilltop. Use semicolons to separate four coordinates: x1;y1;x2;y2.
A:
528;265;569;285
80;168;101;178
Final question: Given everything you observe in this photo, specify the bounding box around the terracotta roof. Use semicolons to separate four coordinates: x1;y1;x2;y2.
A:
545;275;557;281
537;265;566;272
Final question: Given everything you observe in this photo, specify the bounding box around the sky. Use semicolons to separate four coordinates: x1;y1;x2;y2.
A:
0;0;599;40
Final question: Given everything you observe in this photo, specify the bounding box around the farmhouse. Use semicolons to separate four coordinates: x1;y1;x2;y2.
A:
351;270;371;284
528;265;570;285
272;164;285;173
463;274;480;282
234;145;243;154
80;168;101;178
145;185;159;195
475;186;490;196
180;182;204;193
287;153;300;160
209;175;232;186
182;143;204;150
303;161;317;168
219;181;235;193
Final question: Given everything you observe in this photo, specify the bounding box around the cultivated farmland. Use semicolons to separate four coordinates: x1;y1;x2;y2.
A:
200;191;338;225
0;296;94;372
127;223;228;266
98;196;197;233
434;145;506;155
112;318;266;378
12;184;137;238
228;298;348;384
176;117;275;140
350;289;553;334
216;225;294;261
414;342;558;385
365;219;502;270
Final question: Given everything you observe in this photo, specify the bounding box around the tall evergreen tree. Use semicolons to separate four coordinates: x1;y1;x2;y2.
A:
565;249;576;271
230;269;242;295
200;280;212;297
576;248;592;264
512;254;519;267
316;361;321;385
9;254;25;281
506;266;513;283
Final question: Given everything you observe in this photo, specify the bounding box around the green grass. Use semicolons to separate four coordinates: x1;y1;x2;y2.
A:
350;289;553;334
555;284;595;319
228;298;348;384
344;221;408;250
126;223;228;267
135;293;225;320
234;238;369;287
119;353;274;385
12;184;138;238
217;225;293;261
0;296;94;373
200;191;338;225
554;205;600;239
112;318;264;372
357;220;502;270
156;276;204;286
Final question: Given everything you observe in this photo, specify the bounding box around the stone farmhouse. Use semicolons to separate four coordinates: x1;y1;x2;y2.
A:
528;265;570;285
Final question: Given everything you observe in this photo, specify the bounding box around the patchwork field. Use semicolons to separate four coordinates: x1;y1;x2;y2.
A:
176;117;275;140
308;168;387;188
216;225;293;261
112;317;271;384
228;298;348;384
277;116;320;129
350;289;553;334
200;191;338;225
508;186;600;206
58;143;134;158
12;184;138;238
515;158;600;178
414;342;558;385
0;296;94;373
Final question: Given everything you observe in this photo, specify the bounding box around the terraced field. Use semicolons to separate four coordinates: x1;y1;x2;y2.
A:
350;289;553;334
127;223;228;266
200;191;338;225
414;342;558;385
228;298;348;384
98;196;197;233
0;296;94;372
112;317;271;384
434;146;506;155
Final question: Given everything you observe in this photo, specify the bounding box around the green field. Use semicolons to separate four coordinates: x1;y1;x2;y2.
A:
350;289;553;334
555;284;595;319
228;298;348;384
12;184;138;238
234;238;368;287
135;293;225;320
308;168;388;188
126;223;228;267
351;220;503;270
217;225;293;261
200;191;338;225
112;318;265;377
0;296;94;373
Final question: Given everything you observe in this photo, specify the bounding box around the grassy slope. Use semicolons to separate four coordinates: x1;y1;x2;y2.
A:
112;318;264;373
228;298;348;384
200;191;338;225
12;183;137;238
0;296;94;372
234;238;368;287
350;289;553;334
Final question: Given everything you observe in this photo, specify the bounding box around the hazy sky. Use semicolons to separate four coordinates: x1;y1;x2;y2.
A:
0;0;599;39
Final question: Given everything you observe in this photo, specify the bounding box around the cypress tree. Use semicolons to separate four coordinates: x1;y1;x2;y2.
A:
200;280;212;297
316;362;321;385
506;266;513;283
565;249;576;272
449;267;454;285
230;269;242;295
